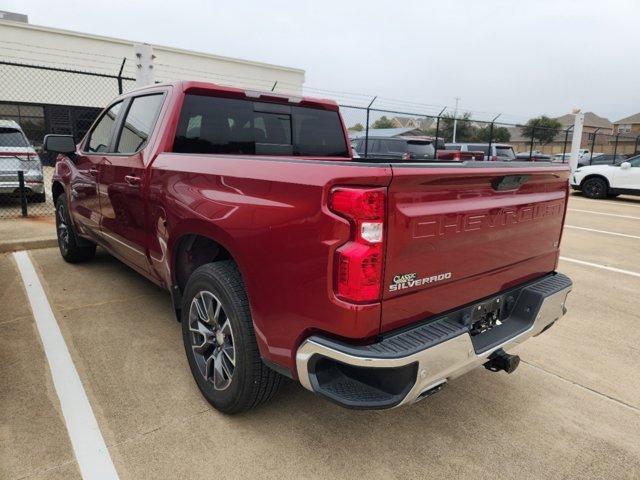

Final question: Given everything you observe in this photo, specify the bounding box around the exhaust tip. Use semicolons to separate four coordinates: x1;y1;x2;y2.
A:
415;381;447;403
484;349;520;374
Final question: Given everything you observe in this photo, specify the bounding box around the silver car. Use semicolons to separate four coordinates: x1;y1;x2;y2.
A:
0;119;45;202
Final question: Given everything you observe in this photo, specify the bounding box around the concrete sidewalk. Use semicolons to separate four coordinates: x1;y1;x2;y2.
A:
0;216;57;253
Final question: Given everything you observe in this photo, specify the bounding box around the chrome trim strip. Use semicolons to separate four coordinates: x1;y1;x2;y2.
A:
296;284;571;408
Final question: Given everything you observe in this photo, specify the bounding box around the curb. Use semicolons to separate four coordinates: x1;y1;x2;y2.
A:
0;236;58;253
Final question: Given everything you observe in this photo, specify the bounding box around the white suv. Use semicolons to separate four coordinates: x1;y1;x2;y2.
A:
571;155;640;199
0;119;45;202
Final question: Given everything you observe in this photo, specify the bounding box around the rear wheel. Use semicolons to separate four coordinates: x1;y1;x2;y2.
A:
582;177;608;199
55;194;96;263
181;261;282;413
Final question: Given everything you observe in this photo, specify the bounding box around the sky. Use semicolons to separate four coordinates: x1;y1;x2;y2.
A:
4;0;640;124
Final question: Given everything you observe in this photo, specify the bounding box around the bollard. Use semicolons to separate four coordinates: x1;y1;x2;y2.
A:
18;170;28;217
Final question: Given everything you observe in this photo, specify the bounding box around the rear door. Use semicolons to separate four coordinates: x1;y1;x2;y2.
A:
98;93;165;274
71;102;123;238
381;164;569;332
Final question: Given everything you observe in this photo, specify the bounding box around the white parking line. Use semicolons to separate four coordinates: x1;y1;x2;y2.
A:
567;208;640;220
559;256;640;278
13;251;120;480
564;225;640;240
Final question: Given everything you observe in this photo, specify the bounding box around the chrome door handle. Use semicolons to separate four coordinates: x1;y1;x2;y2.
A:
124;175;141;186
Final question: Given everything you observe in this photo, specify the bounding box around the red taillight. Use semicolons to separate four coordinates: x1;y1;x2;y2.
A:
453;152;462;161
330;187;386;303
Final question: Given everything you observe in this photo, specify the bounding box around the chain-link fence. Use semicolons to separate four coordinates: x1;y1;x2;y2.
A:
2;59;634;218
0;60;135;218
340;104;585;163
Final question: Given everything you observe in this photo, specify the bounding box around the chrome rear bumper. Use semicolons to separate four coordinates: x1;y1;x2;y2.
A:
296;273;572;409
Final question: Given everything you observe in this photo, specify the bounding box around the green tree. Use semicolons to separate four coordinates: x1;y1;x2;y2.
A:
440;112;475;142
371;116;395;129
475;125;511;142
520;116;562;145
349;123;364;132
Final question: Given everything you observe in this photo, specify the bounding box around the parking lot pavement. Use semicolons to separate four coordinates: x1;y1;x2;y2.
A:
518;261;640;409
568;193;640;214
0;254;80;480
2;192;640;479
561;227;640;272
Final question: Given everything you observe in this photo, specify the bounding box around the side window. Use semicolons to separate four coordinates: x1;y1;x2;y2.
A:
116;94;164;154
87;102;122;153
630;158;640;167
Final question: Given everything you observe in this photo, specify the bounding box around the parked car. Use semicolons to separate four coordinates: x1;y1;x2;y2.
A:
45;81;572;413
515;152;552;162
351;136;482;161
578;154;627;168
552;153;570;163
0;119;45;203
351;136;436;160
445;143;516;161
571;155;640;198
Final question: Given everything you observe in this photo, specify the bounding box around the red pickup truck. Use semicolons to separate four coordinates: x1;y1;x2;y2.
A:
45;81;572;413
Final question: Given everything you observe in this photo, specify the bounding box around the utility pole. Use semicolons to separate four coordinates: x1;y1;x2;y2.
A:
569;108;584;173
452;96;460;143
134;43;155;87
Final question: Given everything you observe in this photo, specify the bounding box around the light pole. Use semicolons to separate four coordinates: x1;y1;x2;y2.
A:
452;96;460;143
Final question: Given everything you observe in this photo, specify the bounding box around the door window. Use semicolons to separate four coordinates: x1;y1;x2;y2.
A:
86;102;122;153
116;94;164;154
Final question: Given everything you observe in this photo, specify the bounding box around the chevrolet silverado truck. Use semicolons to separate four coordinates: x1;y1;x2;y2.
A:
44;81;572;413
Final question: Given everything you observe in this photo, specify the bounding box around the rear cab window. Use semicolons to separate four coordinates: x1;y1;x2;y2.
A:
496;146;516;160
173;94;348;157
467;144;489;155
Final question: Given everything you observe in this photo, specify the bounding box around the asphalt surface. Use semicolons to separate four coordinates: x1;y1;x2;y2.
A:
1;193;639;479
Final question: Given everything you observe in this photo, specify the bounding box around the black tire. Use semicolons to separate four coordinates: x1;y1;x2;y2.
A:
30;192;46;203
582;177;608;199
181;261;282;414
55;194;96;263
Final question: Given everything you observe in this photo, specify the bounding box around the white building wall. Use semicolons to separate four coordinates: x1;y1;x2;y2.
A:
0;20;305;108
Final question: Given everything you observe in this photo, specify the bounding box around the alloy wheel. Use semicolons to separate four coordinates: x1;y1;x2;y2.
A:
56;202;69;252
585;180;604;197
188;291;236;390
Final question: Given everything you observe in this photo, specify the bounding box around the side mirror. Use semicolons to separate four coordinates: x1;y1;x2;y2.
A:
43;134;76;154
620;162;631;170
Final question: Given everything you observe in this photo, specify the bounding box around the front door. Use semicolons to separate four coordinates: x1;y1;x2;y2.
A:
70;102;123;240
613;157;640;191
98;93;165;274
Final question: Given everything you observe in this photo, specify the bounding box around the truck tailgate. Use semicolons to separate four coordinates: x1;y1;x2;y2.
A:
381;163;569;333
